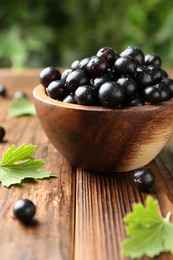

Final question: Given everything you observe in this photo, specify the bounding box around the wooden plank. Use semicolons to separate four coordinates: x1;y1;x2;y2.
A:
0;71;74;260
74;144;173;260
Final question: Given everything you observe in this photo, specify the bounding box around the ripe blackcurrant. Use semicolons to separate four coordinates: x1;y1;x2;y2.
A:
13;199;36;223
132;167;155;191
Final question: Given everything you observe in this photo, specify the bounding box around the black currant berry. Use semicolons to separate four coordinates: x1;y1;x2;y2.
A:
155;83;169;102
145;54;162;67
117;77;137;98
75;85;98;105
142;86;161;103
93;76;111;90
165;79;173;97
78;57;91;71
127;97;144;107
13;199;36;223
86;56;110;77
63;93;77;104
0;85;7;97
47;80;66;100
132;167;155;191
71;60;80;70
40;67;61;88
61;68;73;81
114;56;137;77
107;66;117;80
96;47;119;66
0;126;5;142
135;66;154;90
99;82;125;107
66;69;89;92
120;46;144;65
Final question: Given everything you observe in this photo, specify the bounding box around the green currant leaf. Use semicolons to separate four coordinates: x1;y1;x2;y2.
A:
9;96;36;117
0;144;55;187
122;196;173;259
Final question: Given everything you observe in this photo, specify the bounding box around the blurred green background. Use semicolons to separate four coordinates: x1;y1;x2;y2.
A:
0;0;173;68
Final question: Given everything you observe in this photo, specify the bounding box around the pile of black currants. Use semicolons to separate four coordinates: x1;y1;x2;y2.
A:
40;46;173;108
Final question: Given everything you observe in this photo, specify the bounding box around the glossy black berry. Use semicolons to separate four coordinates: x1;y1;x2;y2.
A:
132;167;155;191
120;46;144;65
86;56;110;77
71;60;80;70
148;65;163;84
145;54;162;67
142;85;161;103
47;80;66;100
0;126;5;142
66;69;89;92
99;82;125;107
61;68;73;81
114;56;137;77
155;83;169;102
13;199;36;223
96;47;119;66
40;67;61;88
78;57;91;71
127;97;144;107
75;85;98;105
63;93;77;104
107;66;117;80
165;79;173;97
0;85;7;97
135;66;154;90
93;76;111;90
117;77;137;98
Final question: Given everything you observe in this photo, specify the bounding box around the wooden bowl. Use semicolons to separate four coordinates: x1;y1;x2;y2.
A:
33;84;173;173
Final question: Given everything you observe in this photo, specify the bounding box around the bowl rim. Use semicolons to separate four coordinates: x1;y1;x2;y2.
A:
33;84;173;112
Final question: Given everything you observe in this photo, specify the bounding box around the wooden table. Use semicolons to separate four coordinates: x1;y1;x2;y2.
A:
0;68;173;260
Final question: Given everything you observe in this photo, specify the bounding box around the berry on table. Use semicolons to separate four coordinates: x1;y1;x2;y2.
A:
13;199;36;223
132;167;155;191
0;126;5;142
0;85;7;97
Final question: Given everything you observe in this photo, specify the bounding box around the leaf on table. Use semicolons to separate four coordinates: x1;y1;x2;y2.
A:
9;96;36;117
0;144;56;187
122;195;173;259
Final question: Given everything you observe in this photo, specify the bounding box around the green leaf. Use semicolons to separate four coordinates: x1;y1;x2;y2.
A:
9;96;36;117
0;144;55;187
122;196;173;259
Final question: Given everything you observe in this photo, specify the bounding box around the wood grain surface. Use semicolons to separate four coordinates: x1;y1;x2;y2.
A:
0;69;173;260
